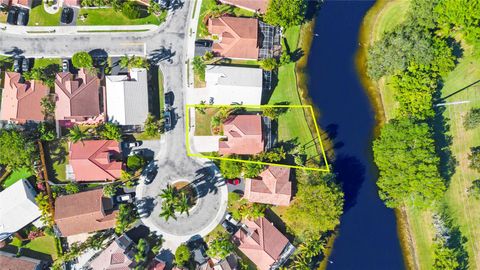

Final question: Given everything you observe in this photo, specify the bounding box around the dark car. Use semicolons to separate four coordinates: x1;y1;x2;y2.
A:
164;91;174;108
221;220;238;234
195;39;213;48
16;9;28;26
7;8;18;25
164;109;172;131
21;58;29;72
60;7;74;24
227;178;241;185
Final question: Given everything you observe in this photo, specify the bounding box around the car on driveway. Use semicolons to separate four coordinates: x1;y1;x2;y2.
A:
17;9;28;26
7;8;18;25
225;212;240;226
125;141;142;148
61;7;74;24
21;58;30;72
221;220;238;234
62;59;69;72
164;91;174;108
116;194;133;203
164;109;172;131
226;178;241;185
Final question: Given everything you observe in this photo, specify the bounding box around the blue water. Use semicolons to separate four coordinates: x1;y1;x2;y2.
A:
307;1;405;269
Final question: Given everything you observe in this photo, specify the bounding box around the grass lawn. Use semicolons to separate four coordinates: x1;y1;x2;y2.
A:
77;8;166;26
365;0;480;268
49;140;69;182
0;11;7;23
2;167;32;188
194;108;217;136
194;70;206;88
33;58;61;69
196;0;254;38
10;235;58;259
28;5;61;26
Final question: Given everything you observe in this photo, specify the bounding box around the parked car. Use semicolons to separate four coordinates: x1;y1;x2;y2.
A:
226;178;241;185
116;194;133;203
16;9;28;26
7;8;18;25
164;109;172;131
225;212;239;226
195;39;213;48
62;59;69;72
21;58;29;72
221;220;237;234
164;91;174;108
125;141;142;148
61;7;73;24
13;57;21;72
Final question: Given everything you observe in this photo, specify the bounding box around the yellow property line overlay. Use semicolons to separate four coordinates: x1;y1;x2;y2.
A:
184;104;330;172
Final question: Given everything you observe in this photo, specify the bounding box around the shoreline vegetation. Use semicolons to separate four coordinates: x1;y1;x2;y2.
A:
356;1;417;269
359;0;480;269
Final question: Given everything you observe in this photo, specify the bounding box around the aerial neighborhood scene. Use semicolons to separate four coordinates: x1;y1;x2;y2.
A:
0;0;479;270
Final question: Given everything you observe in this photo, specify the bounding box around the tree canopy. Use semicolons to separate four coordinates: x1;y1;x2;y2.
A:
264;0;306;28
284;173;343;239
0;129;35;170
373;119;445;208
175;244;191;267
206;235;234;260
72;51;93;68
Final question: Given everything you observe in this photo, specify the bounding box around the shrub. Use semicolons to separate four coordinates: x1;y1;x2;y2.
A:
468;180;480;199
260;58;278;71
127;154;145;171
72;51;93;68
464;108;480;130
122;2;141;19
175;244;191;266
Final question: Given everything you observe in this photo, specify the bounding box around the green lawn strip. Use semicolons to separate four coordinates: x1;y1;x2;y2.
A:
194;108;217;136
77;8;165;26
196;0;255;38
28;5;61;26
371;0;410;42
33;58;61;69
50;140;69;182
11;235;58;259
2;167;32;188
133;132;160;140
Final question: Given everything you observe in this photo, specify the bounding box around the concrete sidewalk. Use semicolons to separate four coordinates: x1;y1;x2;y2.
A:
0;23;157;35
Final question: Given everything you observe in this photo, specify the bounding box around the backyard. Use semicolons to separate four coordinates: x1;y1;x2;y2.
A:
48;140;69;182
1;167;33;188
77;8;166;26
28;5;61;26
9;235;58;260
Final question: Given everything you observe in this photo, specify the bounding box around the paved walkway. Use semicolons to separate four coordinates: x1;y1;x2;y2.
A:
0;23;157;35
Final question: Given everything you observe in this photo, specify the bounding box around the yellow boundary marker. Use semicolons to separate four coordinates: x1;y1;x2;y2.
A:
185;104;330;172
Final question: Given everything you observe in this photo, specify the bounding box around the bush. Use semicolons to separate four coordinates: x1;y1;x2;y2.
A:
175;244;191;266
72;52;93;68
127;154;145;171
463;108;480;130
468;180;480;199
468;146;480;172
260;58;278;71
122;2;141;19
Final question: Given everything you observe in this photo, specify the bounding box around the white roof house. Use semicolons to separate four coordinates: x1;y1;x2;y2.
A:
106;68;149;126
0;179;41;241
203;65;263;105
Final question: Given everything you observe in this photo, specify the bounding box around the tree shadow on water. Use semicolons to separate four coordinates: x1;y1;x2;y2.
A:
333;154;366;212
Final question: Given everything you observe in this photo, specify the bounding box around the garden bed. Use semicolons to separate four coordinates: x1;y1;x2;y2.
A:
173;180;198;207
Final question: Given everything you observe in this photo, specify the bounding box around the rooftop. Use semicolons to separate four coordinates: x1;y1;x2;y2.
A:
244;166;292;206
218;0;269;13
219;115;264;155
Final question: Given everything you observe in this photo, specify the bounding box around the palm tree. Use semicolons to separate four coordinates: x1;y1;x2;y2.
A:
68;125;89;143
159;184;176;205
159;202;176;221
175;192;190;216
119;55;133;69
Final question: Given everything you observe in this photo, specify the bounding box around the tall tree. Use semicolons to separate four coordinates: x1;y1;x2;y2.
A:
373;119;445;208
264;0;307;28
72;51;93;68
206;235;234;260
175;244;191;267
0;129;35;170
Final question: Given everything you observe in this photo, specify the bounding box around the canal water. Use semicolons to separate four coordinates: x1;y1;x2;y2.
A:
307;1;405;269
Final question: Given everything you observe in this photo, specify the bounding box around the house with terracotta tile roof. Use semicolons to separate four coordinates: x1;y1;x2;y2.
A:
54;188;118;237
89;234;138;270
11;0;32;8
69;140;124;182
218;0;269;13
0;72;49;123
148;258;166;270
0;251;46;270
208;16;259;60
62;0;80;7
232;217;295;270
54;68;102;127
219;115;264;155
244;166;291;206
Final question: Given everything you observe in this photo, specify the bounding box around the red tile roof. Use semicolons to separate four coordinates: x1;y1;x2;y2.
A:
244;166;291;206
69;140;123;182
0;251;42;270
54;189;117;237
219;0;268;13
219;115;264;155
90;234;136;270
233;217;289;270
11;0;32;8
208;17;259;60
0;72;49;122
54;68;101;123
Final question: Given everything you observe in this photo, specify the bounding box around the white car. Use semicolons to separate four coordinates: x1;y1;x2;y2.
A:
225;212;239;226
116;194;133;203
